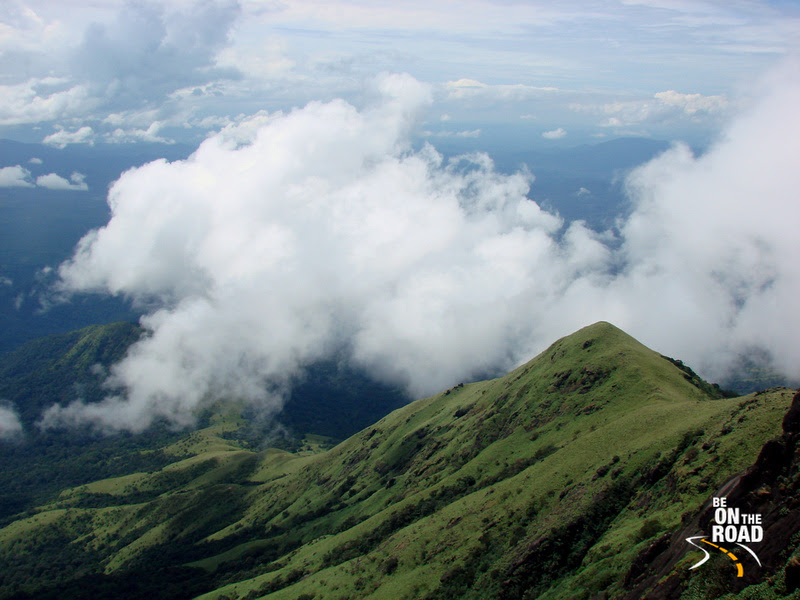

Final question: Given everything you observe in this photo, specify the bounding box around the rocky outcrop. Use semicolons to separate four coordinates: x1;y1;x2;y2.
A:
622;390;800;599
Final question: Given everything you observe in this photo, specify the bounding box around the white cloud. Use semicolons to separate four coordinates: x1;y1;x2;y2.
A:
1;0;796;145
0;404;23;440
599;116;623;128
44;63;800;432
105;122;172;144
423;129;482;138
600;62;800;380
0;165;34;187
36;172;89;191
573;89;729;129
0;1;240;136
542;127;566;139
214;39;295;80
71;2;241;103
213;110;281;147
0;80;96;126
0;164;90;190
654;90;728;115
29;157;43;164
444;79;559;101
46;73;597;431
446;78;488;92
43;125;95;148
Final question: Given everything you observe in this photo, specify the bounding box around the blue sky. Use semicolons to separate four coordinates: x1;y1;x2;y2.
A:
1;0;798;148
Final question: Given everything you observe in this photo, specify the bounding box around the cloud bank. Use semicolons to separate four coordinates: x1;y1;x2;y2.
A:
45;64;800;432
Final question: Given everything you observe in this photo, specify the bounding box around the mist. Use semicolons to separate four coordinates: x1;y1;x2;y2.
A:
0;404;23;440
40;64;800;432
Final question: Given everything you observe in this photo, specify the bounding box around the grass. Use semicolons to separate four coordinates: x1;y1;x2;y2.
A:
0;322;794;600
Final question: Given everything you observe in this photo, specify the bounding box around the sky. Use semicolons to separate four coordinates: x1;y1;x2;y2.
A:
1;0;799;148
1;1;799;433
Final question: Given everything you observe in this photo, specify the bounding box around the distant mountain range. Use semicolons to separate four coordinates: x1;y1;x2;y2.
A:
0;321;796;599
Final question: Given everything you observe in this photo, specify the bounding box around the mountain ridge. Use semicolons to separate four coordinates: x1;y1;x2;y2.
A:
0;321;795;599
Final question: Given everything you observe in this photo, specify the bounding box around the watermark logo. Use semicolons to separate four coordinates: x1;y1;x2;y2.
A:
685;496;762;578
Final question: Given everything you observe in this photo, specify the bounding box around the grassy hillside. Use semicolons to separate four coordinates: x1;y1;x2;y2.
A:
623;389;800;600
0;322;405;524
0;321;143;424
0;322;181;524
0;322;794;599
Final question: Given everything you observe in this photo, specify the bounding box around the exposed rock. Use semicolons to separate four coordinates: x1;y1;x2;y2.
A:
621;390;800;599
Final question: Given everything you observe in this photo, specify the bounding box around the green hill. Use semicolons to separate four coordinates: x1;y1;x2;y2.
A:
0;321;143;424
0;322;796;599
0;322;405;522
0;320;406;439
0;322;180;523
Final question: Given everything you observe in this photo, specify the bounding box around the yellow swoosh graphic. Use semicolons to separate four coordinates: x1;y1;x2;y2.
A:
701;539;744;577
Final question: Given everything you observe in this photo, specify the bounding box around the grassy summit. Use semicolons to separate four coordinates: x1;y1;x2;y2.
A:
0;322;794;599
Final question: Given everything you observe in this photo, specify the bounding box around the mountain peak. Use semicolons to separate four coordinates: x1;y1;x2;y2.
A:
560;320;630;348
505;320;723;413
534;320;641;360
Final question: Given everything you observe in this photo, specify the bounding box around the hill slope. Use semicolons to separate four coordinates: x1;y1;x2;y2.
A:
0;322;795;599
622;388;800;600
0;321;406;440
0;322;406;522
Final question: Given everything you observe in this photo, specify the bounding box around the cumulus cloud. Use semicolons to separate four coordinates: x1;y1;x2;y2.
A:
572;89;729;129
45;64;800;432
0;165;34;187
29;157;43;165
0;166;89;190
43;126;95;148
0;80;96;126
600;65;800;379
0;404;23;440
542;127;566;139
36;172;89;191
105;122;172;144
653;90;728;115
